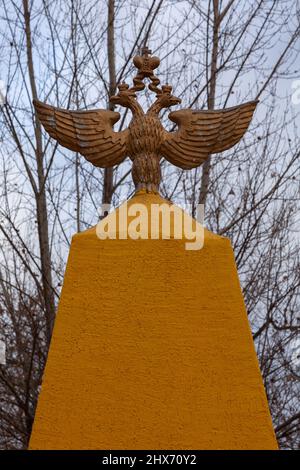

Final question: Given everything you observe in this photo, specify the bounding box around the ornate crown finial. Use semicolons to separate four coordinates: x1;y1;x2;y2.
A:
110;45;180;107
141;46;152;56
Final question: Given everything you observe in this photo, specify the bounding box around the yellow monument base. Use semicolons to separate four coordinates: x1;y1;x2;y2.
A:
29;193;277;450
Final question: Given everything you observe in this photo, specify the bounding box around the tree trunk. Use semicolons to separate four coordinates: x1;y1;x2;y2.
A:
23;0;55;343
102;0;117;205
198;0;219;206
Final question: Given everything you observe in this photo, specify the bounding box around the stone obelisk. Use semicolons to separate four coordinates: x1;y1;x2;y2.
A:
29;48;278;450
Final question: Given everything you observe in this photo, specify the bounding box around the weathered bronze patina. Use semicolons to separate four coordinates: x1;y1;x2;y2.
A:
34;46;258;193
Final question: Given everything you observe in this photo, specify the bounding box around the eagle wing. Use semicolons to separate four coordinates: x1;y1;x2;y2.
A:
33;99;128;167
161;101;258;169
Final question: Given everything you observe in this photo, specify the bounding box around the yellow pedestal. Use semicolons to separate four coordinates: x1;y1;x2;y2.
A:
29;193;277;449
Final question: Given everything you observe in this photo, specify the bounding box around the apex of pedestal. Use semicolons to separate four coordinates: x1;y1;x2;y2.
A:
76;192;222;249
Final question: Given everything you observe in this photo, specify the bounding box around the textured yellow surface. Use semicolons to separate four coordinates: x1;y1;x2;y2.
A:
29;193;278;449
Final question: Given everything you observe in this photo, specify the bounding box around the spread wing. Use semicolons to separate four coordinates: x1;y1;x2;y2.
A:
33;99;128;167
161;101;258;169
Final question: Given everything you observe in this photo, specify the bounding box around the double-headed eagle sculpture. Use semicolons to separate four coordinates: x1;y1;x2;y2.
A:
34;47;257;193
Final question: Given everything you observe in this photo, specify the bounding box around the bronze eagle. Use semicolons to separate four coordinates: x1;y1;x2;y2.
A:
34;47;258;193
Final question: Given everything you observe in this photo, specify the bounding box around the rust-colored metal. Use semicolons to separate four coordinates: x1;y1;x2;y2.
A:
34;47;258;193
